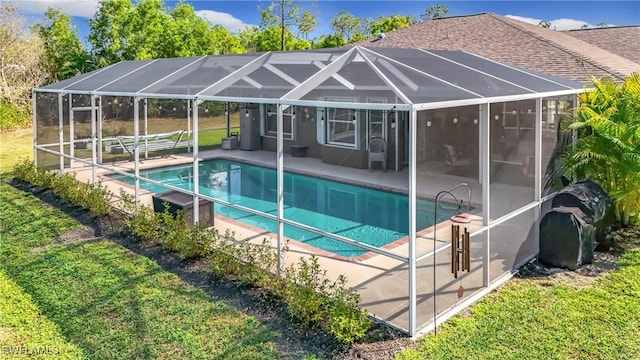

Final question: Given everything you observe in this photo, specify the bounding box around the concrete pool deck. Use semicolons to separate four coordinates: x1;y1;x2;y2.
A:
71;149;535;334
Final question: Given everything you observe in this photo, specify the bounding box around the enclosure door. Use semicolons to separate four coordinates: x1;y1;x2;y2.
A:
69;106;99;167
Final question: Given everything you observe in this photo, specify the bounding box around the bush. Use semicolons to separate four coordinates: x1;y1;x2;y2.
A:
280;256;372;343
14;161;372;344
562;72;640;225
12;160;113;217
0;100;31;133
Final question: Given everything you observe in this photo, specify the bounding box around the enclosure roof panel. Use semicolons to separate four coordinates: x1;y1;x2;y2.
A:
35;46;583;105
143;54;260;95
99;56;207;93
426;49;583;91
55;60;156;92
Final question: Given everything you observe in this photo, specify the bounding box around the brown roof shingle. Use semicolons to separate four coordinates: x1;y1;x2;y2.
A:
564;26;640;65
355;13;640;83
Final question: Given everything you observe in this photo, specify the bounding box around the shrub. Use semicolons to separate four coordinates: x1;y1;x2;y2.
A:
327;301;371;344
169;220;214;259
0;100;30;133
13;161;372;343
280;256;372;343
562;72;640;225
282;256;331;325
11;160;112;217
12;159;39;183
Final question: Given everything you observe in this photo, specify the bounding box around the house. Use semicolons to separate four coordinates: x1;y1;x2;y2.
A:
356;13;640;83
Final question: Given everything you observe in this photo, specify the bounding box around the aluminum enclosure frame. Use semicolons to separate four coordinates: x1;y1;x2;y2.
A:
32;46;585;336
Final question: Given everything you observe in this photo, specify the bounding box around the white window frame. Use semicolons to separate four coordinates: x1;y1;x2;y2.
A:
263;104;295;140
366;97;387;151
325;97;358;149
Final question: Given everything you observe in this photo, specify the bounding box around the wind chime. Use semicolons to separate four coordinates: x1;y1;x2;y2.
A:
433;183;472;335
450;214;471;298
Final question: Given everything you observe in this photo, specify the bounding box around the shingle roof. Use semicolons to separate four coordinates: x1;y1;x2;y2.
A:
355;13;640;83
564;26;640;65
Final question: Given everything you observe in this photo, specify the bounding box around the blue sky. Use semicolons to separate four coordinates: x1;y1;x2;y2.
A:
15;0;640;45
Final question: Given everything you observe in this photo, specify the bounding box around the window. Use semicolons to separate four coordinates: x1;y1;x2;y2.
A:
326;107;357;147
366;97;387;150
264;104;294;139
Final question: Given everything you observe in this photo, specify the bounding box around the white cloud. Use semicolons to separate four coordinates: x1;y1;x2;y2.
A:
13;0;100;18
195;10;256;33
505;14;611;31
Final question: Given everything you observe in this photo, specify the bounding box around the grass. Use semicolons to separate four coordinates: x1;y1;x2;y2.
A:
0;178;280;359
0;270;84;359
0;128;32;173
398;249;640;360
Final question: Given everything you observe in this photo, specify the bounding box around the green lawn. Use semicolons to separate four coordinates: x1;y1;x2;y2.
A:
0;270;84;359
398;249;640;359
0;128;32;173
0;180;280;359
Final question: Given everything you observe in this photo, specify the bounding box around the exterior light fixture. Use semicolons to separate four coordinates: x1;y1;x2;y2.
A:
494;115;500;120
245;110;250;117
512;109;517;115
426;121;432;127
453;117;458;124
473;118;478;124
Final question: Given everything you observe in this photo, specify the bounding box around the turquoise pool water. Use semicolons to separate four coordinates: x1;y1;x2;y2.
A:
111;159;456;258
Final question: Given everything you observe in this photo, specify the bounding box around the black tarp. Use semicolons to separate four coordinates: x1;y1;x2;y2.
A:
551;180;613;244
540;180;613;270
539;206;596;270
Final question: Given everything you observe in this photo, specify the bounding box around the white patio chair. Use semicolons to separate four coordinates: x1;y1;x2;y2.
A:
369;137;387;171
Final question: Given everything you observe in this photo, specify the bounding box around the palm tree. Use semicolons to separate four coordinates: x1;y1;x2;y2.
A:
562;72;640;225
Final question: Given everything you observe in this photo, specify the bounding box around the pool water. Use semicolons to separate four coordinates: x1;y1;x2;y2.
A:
111;159;456;258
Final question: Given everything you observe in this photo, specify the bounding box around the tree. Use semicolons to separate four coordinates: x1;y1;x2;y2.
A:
581;24;590;29
421;4;448;21
0;4;48;130
89;0;243;63
236;26;261;53
259;0;316;51
538;20;552;29
208;25;244;55
596;22;608;28
298;10;316;41
88;0;134;64
33;8;91;81
161;2;214;57
126;0;169;59
251;25;310;51
314;34;346;49
369;14;418;35
329;10;367;44
561;73;640;225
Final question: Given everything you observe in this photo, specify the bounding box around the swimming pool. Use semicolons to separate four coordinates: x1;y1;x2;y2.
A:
111;159;456;258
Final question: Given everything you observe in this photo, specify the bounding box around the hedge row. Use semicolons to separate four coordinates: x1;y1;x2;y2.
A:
12;160;371;343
